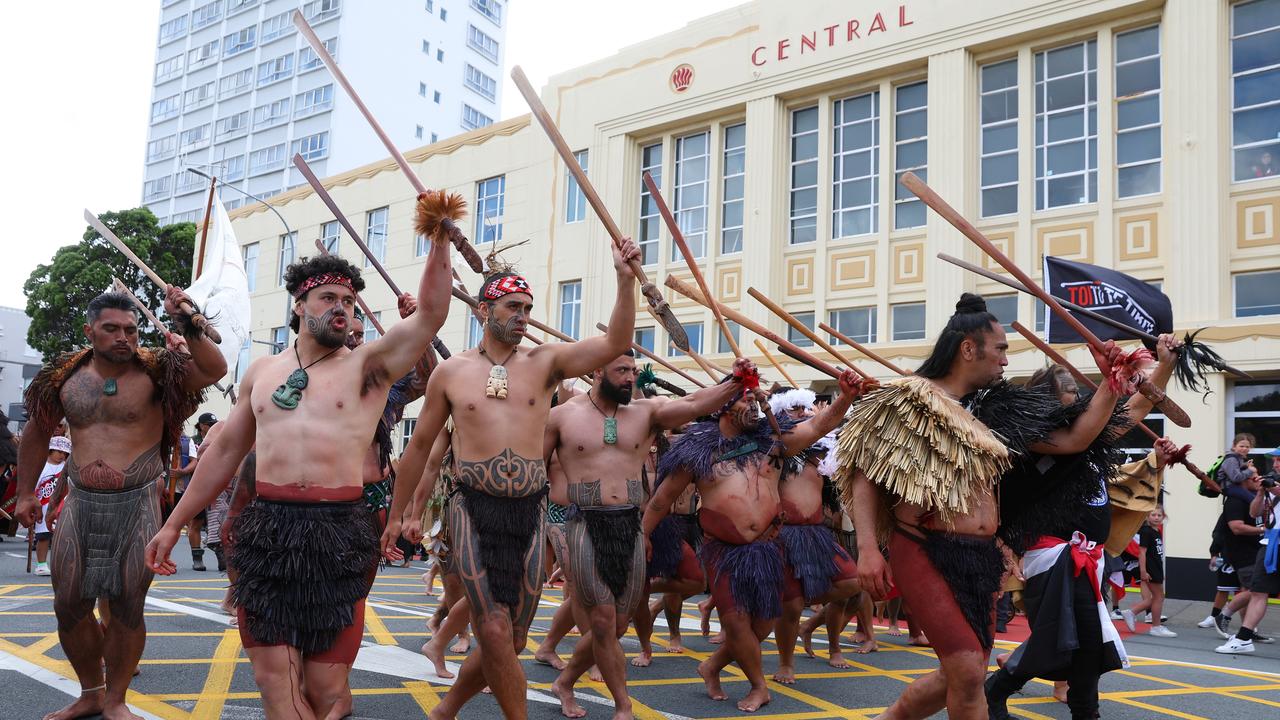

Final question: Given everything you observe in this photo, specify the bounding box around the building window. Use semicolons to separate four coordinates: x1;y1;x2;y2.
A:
437;48;445;62
893;81;928;229
475;176;504;244
1115;25;1162;197
365;207;388;266
434;90;441;103
151;94;180;123
431;132;438;142
158;16;188;45
222;154;245;182
419;81;428;97
179;123;212;153
1231;0;1280;181
155;55;184;84
191;1;223;30
471;0;501;25
565;149;588;224
243;242;259;292
183;81;216;112
467;24;499;63
249;143;287;175
223;26;257;57
716;320;742;354
462;104;493;130
146;135;177;163
175;169;206;196
227;0;260;17
216;110;249;141
272;326;288;354
466;314;483;349
302;0;341;24
891;302;926;341
638;142;663;265
1230;381;1280;454
294;85;334;118
257;52;295;87
786;312;816;347
416;125;424;139
464;64;497;101
277;232;296;286
441;7;448;20
831;92;879;239
172;210;202;224
143;177;172;201
672;131;710;261
985;294;1018;331
634;327;655;354
1035;39;1098;210
253;98;291;130
218;68;254;100
1234;269;1280;317
422;39;431;54
559;281;582;340
980;59;1019;217
400;418;417;453
425;0;434;12
363;311;382;343
292;131;329;162
721;123;746;254
320;220;339;254
299;37;338;72
829;306;877;344
260;10;296;43
790;106;820;244
236;338;251;382
669;322;703;356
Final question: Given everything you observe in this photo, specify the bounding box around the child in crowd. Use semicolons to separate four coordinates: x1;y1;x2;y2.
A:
32;436;72;576
1123;506;1176;637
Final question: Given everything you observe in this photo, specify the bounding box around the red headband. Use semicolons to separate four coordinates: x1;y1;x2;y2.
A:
294;272;354;298
482;275;532;300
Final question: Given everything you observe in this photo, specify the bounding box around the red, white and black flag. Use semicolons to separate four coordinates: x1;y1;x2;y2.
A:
1042;256;1172;346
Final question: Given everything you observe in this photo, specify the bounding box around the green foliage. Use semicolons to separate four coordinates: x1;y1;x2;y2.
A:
23;208;196;359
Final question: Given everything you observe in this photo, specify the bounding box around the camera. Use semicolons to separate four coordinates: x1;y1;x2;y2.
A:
1262;477;1278;489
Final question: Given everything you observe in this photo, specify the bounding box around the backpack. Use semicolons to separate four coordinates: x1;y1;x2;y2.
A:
1199;455;1225;498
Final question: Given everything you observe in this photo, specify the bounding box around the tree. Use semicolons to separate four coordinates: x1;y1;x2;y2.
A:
24;208;196;359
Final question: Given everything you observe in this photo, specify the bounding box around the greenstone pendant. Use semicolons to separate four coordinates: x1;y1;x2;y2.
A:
271;368;309;410
603;417;618;445
103;378;117;396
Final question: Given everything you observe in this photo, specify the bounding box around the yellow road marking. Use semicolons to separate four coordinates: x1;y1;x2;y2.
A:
362;604;398;645
25;632;61;655
1111;697;1210;719
403;680;440;715
190;629;241;720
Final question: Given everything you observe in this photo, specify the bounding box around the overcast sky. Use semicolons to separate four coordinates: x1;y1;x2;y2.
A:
0;0;742;311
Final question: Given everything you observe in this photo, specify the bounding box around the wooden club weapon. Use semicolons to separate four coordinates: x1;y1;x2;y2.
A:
511;65;689;351
293;14;485;274
897;172;1190;428
87;209;222;344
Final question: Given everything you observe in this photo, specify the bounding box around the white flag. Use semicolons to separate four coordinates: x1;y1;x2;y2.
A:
186;197;251;377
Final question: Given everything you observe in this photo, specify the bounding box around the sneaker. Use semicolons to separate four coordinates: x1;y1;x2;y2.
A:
1215;613;1234;639
34;563;50;576
1215;637;1255;654
1148;626;1178;638
1197;615;1217;628
1253;632;1275;644
1120;609;1137;633
1111;608;1124;620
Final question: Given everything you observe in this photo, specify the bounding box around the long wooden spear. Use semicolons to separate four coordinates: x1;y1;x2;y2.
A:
87;210;222;343
754;339;800;388
898;172;1190;428
511;66;689;351
819;322;909;376
745;287;868;375
670;341;723;384
313;239;385;335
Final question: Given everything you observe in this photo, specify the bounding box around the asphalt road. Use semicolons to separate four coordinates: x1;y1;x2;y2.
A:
2;534;1279;719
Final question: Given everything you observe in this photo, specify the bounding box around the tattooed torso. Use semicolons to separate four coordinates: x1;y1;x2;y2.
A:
436;348;559;464
454;449;548;498
59;360;167;486
693;451;784;544
779;460;825;525
548;393;661;509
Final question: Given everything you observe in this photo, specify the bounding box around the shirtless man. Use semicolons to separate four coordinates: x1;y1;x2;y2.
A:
16;288;225;720
146;240;451;720
645;478;705;654
546;353;749;719
643;372;867;712
385;239;641;720
841;294;1126;720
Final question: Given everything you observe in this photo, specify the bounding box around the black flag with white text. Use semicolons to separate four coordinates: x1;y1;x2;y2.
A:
1042;256;1172;345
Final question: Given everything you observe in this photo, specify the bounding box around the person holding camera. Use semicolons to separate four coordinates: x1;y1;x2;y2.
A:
1216;448;1280;655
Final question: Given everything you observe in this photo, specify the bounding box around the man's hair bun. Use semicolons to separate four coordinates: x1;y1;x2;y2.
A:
955;292;988;314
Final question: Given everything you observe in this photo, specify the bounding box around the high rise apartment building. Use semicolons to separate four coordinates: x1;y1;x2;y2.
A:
142;0;507;223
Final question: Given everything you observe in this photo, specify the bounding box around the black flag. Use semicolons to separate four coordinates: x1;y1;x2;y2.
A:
1042;256;1172;345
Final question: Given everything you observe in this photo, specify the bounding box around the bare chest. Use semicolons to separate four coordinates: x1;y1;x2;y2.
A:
250;358;382;431
60;368;158;428
448;357;553;433
558;407;654;459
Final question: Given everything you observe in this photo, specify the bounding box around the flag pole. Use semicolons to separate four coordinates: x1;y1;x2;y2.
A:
195;175;217;279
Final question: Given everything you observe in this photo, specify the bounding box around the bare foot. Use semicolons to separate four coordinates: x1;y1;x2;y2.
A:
800;627;816;657
698;659;728;701
667;636;685;654
588;665;603;683
535;648;567;671
828;651;851;669
449;636;471;654
552;679;587;718
709;631;725;645
737;687;771;712
995;652;1010;670
44;692;104;720
909;632;931;647
854;637;878;654
422;639;455;679
698;599;713;637
100;703;144;720
1053;680;1069;704
772;665;796;684
853;629;868;644
630;651;652;668
886;624;903;637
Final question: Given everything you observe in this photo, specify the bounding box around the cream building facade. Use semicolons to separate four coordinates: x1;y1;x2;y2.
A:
220;0;1280;599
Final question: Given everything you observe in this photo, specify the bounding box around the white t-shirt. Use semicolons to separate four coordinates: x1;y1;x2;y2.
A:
33;461;66;535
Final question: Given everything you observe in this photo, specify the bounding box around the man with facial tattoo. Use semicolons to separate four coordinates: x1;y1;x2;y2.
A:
385;239;641;720
642;372;868;712
146;237;453;720
543;352;752;720
16;287;226;720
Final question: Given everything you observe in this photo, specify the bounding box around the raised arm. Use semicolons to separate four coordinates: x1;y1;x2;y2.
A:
650;361;747;430
1029;383;1120;456
1125;334;1178;424
544;239;639;381
358;234;452;381
165;285;228;390
783;370;866;456
384;364;452;554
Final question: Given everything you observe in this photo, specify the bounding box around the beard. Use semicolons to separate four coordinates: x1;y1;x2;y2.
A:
486;314;522;345
599;376;633;405
305;307;347;348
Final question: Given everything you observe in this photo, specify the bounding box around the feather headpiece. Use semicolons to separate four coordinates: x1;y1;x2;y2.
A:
413;190;468;245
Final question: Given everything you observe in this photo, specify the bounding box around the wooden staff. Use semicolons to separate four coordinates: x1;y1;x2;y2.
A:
292;14;485;273
754;339;800;388
1010;321;1219;492
664;276;844;380
87;210;222;344
597;323;707;387
313;239;385;335
195;174;217;278
819;322;908;376
670;341;723;383
510;66;688;351
897;172;1190;428
938;252;1253;380
745;287;874;381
